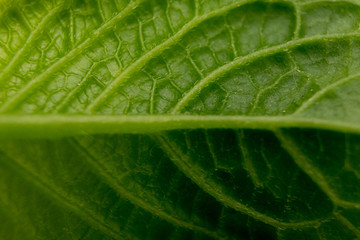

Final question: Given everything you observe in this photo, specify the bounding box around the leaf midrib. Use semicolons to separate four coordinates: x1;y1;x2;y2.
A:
0;115;359;139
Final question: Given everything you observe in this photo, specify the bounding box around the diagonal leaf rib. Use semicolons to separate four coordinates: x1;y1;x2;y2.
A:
69;138;225;240
171;32;360;113
236;130;263;187
54;62;99;112
0;4;63;85
156;134;328;229
334;212;360;238
0;1;360;238
0;198;34;240
86;0;291;112
294;72;360;114
0;0;145;113
292;1;301;39
0;149;126;240
299;0;360;7
273;129;360;210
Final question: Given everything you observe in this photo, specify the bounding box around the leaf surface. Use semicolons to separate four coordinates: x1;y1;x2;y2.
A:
0;0;359;239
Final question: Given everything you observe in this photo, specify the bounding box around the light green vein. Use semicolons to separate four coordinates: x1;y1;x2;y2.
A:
294;72;360;114
0;149;125;240
171;32;360;113
298;0;360;7
55;62;98;112
0;1;9;17
335;212;360;238
0;0;144;113
273;129;360;210
291;1;301;39
156;134;327;229
0;115;360;139
0;5;63;85
236;130;263;187
249;69;296;114
69;138;224;240
0;206;32;240
0;187;35;240
86;0;293;112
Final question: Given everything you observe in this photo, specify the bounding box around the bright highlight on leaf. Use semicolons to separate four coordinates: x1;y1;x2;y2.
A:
0;0;359;239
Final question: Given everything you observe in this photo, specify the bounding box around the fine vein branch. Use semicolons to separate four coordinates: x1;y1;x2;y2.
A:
0;0;144;113
171;32;360;113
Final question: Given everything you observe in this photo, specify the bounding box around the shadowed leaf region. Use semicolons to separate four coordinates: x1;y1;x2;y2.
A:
0;0;359;239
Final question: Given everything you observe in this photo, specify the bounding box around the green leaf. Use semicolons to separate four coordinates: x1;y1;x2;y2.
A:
0;0;359;239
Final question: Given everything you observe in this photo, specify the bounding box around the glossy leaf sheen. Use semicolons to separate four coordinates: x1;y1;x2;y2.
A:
0;0;359;239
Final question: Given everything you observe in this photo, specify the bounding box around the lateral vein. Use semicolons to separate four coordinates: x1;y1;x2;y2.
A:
69;138;224;240
86;0;281;112
0;5;63;85
156;134;327;229
294;72;360;114
0;148;126;240
171;32;360;113
334;212;360;238
273;129;360;209
0;0;145;113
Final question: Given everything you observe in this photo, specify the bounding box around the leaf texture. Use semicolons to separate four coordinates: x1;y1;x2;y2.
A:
0;0;359;239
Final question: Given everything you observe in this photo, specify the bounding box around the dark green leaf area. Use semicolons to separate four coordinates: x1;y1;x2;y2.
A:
0;128;359;239
160;129;334;222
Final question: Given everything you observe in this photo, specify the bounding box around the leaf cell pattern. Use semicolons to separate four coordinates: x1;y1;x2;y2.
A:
0;0;360;239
